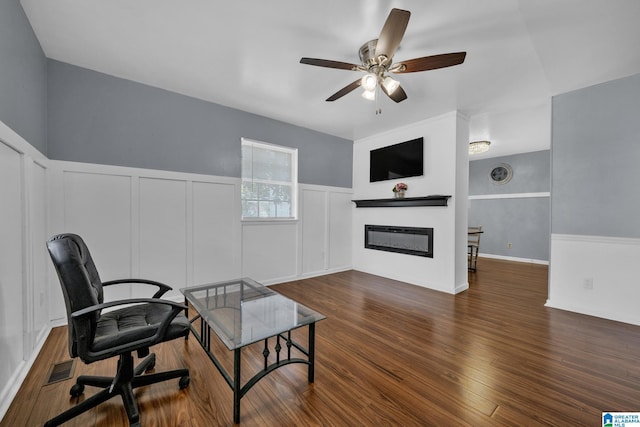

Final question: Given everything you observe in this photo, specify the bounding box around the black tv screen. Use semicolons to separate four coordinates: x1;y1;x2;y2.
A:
370;137;424;182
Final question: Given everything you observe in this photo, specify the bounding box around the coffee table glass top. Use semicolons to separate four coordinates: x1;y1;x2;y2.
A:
181;278;326;350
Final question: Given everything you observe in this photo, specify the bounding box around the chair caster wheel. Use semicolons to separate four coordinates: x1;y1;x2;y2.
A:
70;383;84;397
179;376;190;389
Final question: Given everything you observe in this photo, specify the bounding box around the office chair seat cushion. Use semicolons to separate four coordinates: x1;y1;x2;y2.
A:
92;303;190;353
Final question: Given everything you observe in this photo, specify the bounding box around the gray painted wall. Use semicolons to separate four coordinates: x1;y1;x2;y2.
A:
47;60;353;187
0;0;47;153
469;150;550;195
551;72;640;238
469;150;550;261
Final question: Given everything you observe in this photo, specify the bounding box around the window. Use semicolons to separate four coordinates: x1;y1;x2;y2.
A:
241;138;297;219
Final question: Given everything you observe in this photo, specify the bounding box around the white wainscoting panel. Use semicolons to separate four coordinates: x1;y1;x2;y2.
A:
548;234;640;325
0;123;50;421
59;171;134;304
328;191;353;270
0;141;25;408
51;162;351;298
299;185;353;278
192;181;241;285
301;189;327;275
27;160;49;351
139;178;188;299
51;163;243;303
242;221;298;284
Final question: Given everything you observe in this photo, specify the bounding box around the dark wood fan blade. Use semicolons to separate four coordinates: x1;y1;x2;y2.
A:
326;79;362;102
380;82;407;103
392;52;466;74
375;8;411;63
300;57;360;71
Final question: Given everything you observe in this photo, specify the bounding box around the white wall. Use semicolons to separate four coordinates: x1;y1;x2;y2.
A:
352;112;469;294
547;234;640;325
0;122;49;419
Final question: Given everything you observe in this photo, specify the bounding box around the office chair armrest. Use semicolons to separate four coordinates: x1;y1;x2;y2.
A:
71;298;187;319
101;278;173;298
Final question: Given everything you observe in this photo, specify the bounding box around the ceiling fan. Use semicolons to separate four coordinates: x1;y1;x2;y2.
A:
300;8;466;104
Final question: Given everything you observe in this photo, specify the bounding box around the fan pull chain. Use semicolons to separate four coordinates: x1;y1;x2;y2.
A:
375;85;382;115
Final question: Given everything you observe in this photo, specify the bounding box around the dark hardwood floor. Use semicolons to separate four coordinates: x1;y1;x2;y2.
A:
3;258;640;426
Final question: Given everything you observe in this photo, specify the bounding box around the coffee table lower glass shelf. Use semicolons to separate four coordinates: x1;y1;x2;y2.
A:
180;277;326;423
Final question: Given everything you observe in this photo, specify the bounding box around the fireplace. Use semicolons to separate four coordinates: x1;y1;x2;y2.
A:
364;225;433;258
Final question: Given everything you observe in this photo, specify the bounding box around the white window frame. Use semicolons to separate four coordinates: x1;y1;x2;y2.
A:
241;137;298;221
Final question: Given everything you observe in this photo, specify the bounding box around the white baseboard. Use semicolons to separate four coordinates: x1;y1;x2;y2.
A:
263;266;353;286
455;282;470;294
294;266;352;282
545;299;640;327
478;253;549;265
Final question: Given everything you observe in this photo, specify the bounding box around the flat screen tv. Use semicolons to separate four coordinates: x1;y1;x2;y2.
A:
370;137;424;182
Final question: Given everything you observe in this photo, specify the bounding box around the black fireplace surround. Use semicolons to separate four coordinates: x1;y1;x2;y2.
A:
364;225;434;258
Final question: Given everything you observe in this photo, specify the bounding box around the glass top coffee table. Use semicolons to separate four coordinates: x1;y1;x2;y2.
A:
181;277;326;423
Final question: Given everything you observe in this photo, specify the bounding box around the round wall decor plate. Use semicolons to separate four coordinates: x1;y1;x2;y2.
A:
489;163;513;184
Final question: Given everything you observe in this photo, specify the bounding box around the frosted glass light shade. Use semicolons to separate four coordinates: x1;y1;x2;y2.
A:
361;73;377;91
362;89;376;101
382;76;400;94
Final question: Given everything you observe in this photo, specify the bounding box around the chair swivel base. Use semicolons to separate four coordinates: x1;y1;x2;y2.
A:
44;352;189;427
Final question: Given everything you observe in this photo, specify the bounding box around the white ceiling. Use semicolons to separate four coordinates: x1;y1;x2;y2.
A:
20;0;640;159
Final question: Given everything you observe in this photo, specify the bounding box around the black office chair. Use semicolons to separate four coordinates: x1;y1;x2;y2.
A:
45;233;190;427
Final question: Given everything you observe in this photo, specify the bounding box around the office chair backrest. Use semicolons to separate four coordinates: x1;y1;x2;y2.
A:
47;233;105;358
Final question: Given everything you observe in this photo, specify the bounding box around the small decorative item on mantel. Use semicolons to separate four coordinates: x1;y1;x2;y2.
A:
392;182;408;199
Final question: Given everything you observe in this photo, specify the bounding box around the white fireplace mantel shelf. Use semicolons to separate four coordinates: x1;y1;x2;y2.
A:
352;195;451;208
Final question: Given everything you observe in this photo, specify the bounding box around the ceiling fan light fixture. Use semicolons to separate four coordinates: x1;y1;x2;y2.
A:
361;73;378;91
469;140;491;155
362;89;376;101
299;8;466;104
382;76;400;94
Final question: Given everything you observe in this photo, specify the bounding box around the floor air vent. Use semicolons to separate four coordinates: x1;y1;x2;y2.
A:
45;360;75;385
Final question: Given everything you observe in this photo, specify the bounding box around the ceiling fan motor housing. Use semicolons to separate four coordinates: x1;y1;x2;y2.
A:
359;39;380;67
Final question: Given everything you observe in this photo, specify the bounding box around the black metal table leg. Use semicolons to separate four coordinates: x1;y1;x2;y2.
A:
308;322;316;383
233;348;241;424
184;297;189;340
